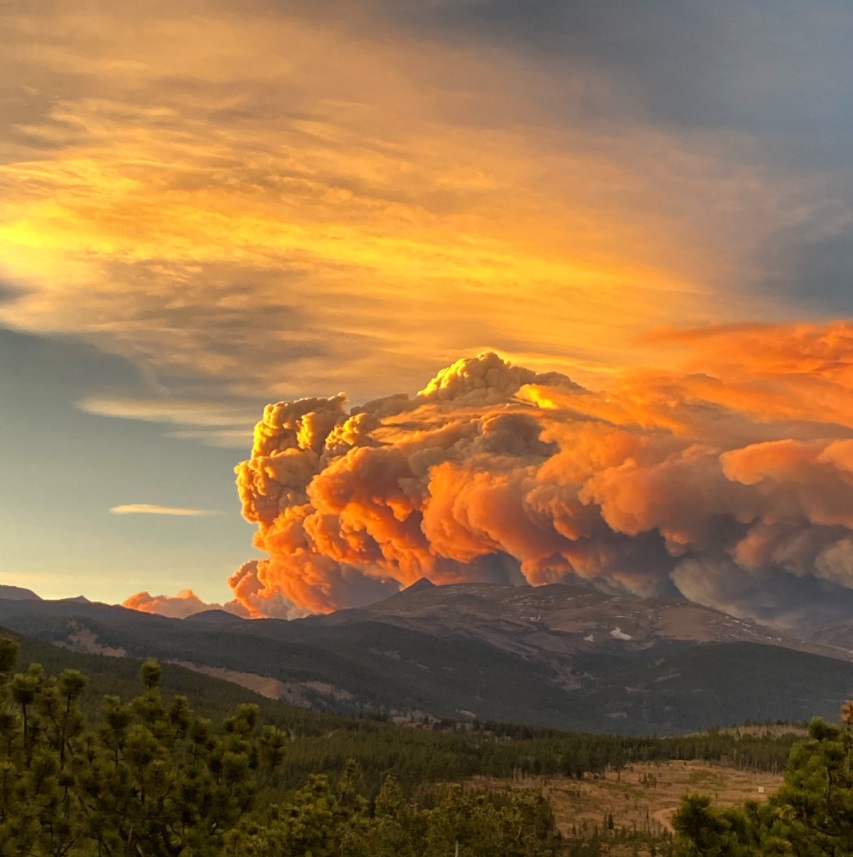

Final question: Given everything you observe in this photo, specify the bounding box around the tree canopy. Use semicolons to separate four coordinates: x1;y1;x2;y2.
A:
0;638;560;856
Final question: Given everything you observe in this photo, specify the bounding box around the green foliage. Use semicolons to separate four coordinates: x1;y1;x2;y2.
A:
227;774;561;857
0;638;288;856
673;715;853;856
0;638;562;856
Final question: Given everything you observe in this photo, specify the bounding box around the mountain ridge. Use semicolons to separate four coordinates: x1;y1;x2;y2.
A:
2;583;853;734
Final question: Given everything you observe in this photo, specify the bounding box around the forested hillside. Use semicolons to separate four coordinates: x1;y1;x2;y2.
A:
1;630;836;855
2;626;803;793
0;637;563;856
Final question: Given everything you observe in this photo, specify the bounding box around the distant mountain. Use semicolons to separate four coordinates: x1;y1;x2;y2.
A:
327;580;850;659
1;583;852;734
0;584;41;601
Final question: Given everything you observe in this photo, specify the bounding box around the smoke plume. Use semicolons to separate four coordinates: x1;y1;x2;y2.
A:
232;325;853;626
124;590;249;619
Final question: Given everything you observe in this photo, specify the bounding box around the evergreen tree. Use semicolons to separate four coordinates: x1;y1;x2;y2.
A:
0;643;287;856
673;706;853;855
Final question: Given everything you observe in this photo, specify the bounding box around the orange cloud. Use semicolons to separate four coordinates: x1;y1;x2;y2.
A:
123;589;249;619
230;330;853;626
0;0;802;411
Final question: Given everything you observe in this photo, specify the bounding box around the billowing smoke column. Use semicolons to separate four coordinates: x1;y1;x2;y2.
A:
232;326;853;626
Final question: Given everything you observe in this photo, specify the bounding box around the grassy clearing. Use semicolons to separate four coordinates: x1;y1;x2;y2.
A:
472;760;784;855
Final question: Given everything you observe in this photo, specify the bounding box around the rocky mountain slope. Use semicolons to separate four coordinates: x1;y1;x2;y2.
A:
317;579;852;663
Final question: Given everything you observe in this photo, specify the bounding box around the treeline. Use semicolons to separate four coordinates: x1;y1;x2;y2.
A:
276;721;800;795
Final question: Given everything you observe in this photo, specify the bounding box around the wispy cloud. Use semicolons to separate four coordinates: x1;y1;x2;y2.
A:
78;396;259;447
0;0;805;411
109;504;219;517
79;397;258;427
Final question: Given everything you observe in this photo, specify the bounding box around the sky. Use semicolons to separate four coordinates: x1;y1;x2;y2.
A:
2;1;853;624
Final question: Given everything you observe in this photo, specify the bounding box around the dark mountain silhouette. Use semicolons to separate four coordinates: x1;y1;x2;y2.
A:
0;584;41;601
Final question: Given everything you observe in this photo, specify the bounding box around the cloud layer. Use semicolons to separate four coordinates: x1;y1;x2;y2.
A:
5;0;850;423
230;330;853;626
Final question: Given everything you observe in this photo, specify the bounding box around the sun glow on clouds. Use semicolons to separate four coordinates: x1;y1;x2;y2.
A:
0;0;810;418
